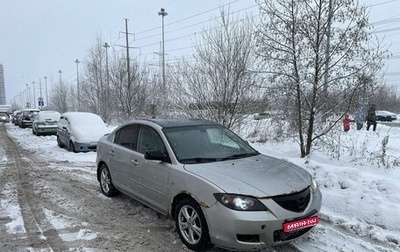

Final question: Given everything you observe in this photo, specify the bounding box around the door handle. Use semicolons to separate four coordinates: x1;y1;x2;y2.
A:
131;159;139;165
109;150;115;156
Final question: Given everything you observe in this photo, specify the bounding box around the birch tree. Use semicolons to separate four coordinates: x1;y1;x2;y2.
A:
256;0;388;157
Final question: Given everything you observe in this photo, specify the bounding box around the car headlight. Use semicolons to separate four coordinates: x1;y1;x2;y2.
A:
214;193;267;211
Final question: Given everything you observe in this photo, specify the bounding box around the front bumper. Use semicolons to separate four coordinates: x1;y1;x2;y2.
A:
74;141;98;152
204;188;322;251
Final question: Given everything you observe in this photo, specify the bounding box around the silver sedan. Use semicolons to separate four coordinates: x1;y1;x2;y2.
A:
96;118;322;251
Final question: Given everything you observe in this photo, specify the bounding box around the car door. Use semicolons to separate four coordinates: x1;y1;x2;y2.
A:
109;124;140;193
58;116;71;146
129;125;171;215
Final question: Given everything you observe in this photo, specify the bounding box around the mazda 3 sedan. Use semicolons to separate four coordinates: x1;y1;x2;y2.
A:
96;118;322;251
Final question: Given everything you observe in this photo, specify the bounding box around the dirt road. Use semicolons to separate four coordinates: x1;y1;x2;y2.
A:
0;123;191;252
1;123;398;252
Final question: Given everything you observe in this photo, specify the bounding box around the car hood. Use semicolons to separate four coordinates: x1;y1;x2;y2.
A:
183;154;311;197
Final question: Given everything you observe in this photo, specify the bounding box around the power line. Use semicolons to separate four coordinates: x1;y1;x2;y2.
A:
134;0;241;35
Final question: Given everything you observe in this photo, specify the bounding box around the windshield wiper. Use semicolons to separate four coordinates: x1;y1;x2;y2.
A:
179;157;218;164
221;152;259;161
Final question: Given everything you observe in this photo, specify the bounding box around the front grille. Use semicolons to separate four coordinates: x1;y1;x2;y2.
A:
273;227;312;242
272;187;310;212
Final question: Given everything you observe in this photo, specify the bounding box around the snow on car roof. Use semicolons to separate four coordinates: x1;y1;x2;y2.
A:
62;112;105;127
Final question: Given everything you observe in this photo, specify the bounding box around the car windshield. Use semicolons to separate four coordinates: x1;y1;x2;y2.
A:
163;124;259;164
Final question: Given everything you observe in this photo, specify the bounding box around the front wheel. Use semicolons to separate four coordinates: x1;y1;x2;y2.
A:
99;164;118;197
174;198;212;251
68;141;76;153
57;136;63;147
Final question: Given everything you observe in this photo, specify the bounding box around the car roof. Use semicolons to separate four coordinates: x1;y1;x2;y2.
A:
144;118;219;128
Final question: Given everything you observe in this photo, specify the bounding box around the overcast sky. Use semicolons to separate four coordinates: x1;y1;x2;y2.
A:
1;0;399;106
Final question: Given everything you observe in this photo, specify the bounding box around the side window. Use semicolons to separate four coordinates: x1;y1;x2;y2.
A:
137;125;165;154
114;124;139;150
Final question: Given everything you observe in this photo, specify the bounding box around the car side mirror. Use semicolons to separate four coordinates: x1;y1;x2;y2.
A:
145;150;170;163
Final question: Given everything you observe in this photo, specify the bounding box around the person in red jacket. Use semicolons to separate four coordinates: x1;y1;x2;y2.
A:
343;114;352;132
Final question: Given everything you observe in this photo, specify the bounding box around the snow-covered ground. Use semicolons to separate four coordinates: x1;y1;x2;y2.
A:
1;119;400;251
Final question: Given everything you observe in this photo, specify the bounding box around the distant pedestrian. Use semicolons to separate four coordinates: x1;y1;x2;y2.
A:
342;114;353;132
366;104;377;131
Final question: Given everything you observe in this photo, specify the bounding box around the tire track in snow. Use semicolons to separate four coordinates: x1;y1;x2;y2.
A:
0;123;68;251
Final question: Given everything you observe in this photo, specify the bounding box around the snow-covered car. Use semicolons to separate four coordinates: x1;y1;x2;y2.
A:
96;118;322;251
32;110;61;136
57;112;110;152
376;110;397;122
19;108;40;128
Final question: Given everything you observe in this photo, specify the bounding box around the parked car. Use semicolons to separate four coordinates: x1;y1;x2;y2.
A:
57;112;110;152
96;118;322;251
13;111;22;125
253;112;270;120
18;109;40;128
0;112;10;123
32;110;61;136
376;110;397;122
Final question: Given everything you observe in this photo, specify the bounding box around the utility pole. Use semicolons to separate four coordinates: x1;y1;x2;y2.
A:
158;8;167;111
75;59;80;110
124;19;131;93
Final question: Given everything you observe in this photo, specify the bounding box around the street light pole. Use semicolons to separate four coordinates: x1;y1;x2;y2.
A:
158;8;167;111
26;84;29;108
58;70;63;84
75;60;80;110
32;81;36;108
103;43;110;105
44;76;48;109
104;43;110;86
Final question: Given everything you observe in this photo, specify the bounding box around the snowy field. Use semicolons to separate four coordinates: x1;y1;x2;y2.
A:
1;119;400;251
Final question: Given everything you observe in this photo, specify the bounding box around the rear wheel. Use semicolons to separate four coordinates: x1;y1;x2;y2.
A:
99;164;118;197
174;198;212;251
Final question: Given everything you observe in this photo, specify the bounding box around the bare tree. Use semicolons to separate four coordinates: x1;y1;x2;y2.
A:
50;81;69;113
108;52;151;121
79;34;110;121
256;0;388;157
168;10;261;129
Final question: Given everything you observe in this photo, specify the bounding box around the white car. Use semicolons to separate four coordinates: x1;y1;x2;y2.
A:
57;112;110;152
32;110;61;135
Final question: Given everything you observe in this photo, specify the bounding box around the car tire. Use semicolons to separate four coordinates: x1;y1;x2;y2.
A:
57;136;64;148
68;141;76;153
99;164;118;197
174;198;212;251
